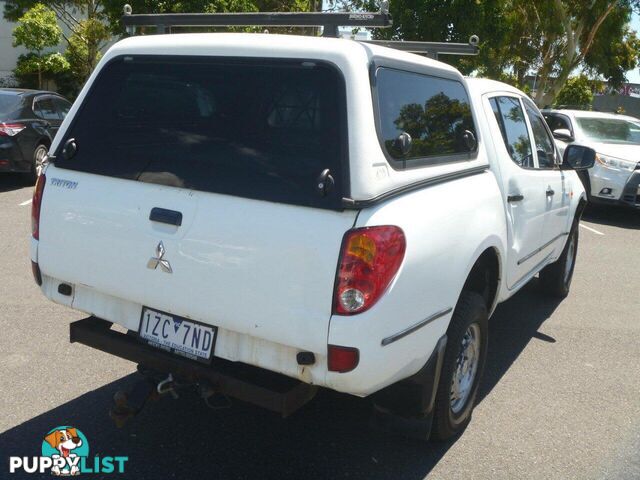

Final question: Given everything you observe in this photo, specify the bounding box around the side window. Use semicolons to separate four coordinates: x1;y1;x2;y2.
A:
489;96;533;168
375;68;477;167
34;97;60;120
524;101;556;169
53;97;71;119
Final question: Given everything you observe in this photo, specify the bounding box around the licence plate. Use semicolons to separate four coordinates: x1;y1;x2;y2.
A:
138;307;217;364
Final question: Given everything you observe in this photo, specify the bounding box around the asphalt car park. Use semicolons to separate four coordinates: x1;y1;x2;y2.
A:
1;173;639;480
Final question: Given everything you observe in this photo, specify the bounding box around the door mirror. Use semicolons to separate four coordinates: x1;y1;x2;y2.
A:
553;128;573;142
562;144;595;170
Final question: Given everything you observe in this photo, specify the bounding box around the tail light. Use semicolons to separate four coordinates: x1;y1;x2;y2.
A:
0;123;26;136
333;226;406;315
32;174;46;240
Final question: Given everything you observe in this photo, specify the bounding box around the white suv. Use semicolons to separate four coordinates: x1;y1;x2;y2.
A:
543;109;640;208
31;27;594;441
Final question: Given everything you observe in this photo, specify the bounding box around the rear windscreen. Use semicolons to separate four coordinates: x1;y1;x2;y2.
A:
55;56;347;209
0;93;21;117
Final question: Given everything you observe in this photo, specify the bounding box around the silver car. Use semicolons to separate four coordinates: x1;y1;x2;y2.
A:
543;109;640;209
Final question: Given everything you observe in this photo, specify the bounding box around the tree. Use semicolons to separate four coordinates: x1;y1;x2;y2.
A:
554;75;594;107
348;0;640;106
529;0;640;106
12;3;69;88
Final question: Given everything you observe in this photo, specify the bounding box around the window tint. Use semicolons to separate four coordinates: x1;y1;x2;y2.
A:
375;68;477;167
55;56;346;210
53;97;71;119
34;98;60;120
525;102;556;168
490;97;533;168
0;92;21;117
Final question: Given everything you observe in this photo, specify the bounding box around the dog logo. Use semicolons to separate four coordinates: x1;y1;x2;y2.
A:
9;426;128;475
147;241;172;273
42;426;89;476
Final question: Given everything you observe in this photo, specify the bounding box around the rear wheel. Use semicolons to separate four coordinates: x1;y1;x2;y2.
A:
539;222;578;298
431;291;488;441
28;144;48;183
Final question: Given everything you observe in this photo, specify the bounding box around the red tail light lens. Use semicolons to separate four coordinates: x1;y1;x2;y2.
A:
32;174;45;239
0;123;26;136
328;345;359;373
333;226;406;315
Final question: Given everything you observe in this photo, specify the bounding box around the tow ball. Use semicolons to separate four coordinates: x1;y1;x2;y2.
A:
109;370;232;427
110;371;180;428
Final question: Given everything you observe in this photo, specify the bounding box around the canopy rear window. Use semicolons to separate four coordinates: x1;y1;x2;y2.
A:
55;55;347;209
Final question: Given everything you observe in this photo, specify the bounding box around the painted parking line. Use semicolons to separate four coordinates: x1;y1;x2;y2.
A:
19;199;32;206
579;223;605;236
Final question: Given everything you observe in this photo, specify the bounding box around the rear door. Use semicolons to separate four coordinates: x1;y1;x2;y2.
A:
33;96;62;136
38;55;355;353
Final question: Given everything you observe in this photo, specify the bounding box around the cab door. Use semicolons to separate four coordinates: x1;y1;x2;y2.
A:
484;94;549;289
523;99;571;260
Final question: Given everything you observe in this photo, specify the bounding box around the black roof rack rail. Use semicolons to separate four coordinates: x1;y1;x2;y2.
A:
121;2;392;37
362;37;479;59
121;3;479;59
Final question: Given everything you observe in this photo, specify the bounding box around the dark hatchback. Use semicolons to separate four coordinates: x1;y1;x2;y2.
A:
0;88;72;181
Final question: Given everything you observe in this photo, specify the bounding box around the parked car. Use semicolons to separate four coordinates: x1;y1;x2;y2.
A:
30;31;594;441
0;88;72;181
543;109;640;209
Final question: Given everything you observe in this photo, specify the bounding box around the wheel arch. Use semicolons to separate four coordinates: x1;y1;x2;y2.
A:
460;242;503;316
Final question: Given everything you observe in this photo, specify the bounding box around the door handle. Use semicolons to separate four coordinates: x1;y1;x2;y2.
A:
149;207;182;226
546;188;555;197
507;194;524;203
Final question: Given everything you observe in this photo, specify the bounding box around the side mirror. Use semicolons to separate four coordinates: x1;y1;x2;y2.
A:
562;144;595;170
553;128;574;142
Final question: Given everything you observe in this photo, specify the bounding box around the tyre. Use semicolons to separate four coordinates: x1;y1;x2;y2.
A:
28;144;48;183
539;222;578;298
431;291;488;441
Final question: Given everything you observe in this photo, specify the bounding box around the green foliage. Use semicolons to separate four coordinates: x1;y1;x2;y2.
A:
14;51;69;75
12;4;67;88
554;76;594;108
13;52;69;89
65;19;110;86
12;3;61;52
345;0;640;105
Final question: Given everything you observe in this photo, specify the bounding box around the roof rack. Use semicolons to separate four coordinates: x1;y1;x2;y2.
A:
121;3;479;59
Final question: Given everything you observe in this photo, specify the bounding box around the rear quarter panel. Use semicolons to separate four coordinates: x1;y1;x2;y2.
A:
326;170;507;395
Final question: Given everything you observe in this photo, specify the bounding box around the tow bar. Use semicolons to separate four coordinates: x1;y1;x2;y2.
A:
71;316;318;426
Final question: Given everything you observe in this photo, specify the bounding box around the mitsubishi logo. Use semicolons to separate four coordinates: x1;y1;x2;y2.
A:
147;241;172;273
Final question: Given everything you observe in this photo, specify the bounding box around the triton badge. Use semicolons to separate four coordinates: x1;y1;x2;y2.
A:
147;241;172;273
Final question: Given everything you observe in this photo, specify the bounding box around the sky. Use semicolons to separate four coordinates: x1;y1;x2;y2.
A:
626;13;640;83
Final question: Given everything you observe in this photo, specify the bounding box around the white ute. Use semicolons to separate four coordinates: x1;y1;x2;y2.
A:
30;12;595;440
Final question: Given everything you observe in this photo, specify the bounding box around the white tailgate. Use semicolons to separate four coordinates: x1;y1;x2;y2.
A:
38;166;357;353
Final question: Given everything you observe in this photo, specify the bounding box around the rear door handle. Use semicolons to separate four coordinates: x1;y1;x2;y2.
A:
507;194;524;203
149;207;182;226
546;188;555;197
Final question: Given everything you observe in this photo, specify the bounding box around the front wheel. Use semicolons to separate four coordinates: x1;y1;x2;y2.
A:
431;291;488;441
539;223;578;298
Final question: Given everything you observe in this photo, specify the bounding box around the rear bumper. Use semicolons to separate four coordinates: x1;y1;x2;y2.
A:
70;316;318;417
0;139;25;172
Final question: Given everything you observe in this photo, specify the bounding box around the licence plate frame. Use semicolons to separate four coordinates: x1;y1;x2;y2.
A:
138;307;217;364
